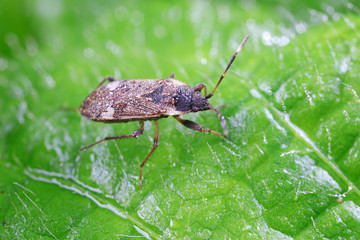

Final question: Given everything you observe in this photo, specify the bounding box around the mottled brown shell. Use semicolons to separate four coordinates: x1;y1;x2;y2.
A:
80;78;192;123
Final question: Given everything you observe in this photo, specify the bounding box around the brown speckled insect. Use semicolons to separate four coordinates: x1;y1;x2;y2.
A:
80;34;250;187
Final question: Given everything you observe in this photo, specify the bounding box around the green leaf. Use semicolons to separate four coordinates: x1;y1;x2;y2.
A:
1;0;360;239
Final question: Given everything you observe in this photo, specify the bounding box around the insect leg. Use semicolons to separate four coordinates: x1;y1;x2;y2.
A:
212;108;229;138
139;120;159;188
79;121;144;152
174;116;227;138
193;83;208;96
96;76;116;89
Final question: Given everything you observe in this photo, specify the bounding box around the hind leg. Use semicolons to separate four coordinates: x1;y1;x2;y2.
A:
139;121;160;187
79;121;144;152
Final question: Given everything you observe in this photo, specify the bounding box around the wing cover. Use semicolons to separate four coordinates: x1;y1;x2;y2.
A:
80;79;190;122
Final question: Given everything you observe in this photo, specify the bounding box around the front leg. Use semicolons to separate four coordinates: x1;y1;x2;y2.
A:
96;76;116;89
193;83;207;97
174;116;226;138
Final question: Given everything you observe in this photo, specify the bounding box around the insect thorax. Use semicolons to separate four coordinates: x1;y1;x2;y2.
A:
174;86;211;112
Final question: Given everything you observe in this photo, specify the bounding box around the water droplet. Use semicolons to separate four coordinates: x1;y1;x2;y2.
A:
45;75;56;88
84;48;94;58
295;23;307;34
339;57;350;74
36;0;62;18
114;6;129;22
106;41;121;55
17;102;27;124
217;5;230;23
262;31;272;46
26;37;39;56
5;32;18;46
168;6;182;22
130;10;144;26
153;25;167;39
343;110;350;121
0;58;8;71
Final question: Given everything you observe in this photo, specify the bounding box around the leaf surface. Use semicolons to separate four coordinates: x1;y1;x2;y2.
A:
1;0;360;239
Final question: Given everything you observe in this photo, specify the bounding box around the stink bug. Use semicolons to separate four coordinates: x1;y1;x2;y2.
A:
80;34;250;187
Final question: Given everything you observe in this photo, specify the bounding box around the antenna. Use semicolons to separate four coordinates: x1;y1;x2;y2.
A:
205;34;250;99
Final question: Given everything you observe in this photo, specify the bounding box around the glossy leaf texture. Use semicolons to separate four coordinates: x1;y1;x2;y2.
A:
1;0;360;239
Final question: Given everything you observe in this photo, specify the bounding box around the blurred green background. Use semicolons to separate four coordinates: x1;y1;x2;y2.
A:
1;0;360;239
